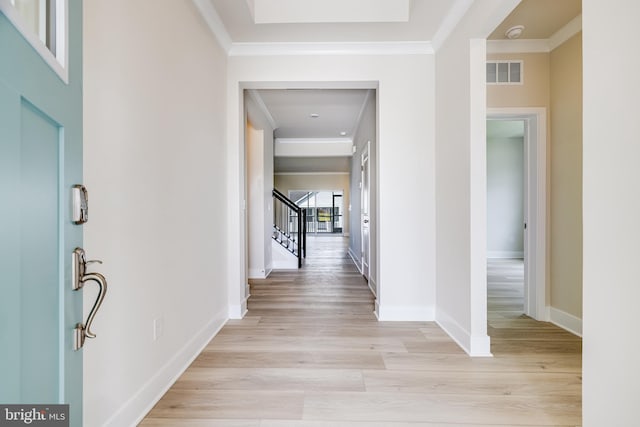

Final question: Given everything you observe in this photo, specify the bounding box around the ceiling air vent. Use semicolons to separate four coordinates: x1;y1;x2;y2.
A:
486;60;523;85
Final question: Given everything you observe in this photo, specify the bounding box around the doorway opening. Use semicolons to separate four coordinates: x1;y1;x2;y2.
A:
241;83;379;312
486;119;525;315
487;108;547;321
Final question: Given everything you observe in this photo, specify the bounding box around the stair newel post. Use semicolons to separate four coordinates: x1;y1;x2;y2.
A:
297;206;302;268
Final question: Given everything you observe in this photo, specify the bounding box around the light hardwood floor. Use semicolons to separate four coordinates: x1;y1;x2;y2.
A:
141;239;581;426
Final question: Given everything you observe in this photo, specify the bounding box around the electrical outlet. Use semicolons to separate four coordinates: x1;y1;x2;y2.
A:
153;317;164;341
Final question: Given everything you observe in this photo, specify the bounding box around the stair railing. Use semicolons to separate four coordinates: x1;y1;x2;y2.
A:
272;188;307;268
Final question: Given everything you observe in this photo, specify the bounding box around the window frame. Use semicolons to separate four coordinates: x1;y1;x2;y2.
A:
1;0;68;83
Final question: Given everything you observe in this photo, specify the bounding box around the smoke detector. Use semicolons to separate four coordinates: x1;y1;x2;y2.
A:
505;25;525;40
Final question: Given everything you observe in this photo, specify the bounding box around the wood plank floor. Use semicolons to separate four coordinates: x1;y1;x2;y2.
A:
141;240;581;426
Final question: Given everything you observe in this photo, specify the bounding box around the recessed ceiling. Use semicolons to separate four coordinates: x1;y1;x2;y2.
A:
246;0;411;24
209;0;456;43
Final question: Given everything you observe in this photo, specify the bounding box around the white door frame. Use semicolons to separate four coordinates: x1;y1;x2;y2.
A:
361;141;371;280
487;108;547;321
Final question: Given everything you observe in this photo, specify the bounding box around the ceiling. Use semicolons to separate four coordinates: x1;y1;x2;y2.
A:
228;0;581;173
258;89;369;140
210;0;456;43
489;0;581;40
253;89;370;174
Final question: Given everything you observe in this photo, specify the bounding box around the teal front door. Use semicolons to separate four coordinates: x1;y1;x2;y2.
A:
0;1;84;425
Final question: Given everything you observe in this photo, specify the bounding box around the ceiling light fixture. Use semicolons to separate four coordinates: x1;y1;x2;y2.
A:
309;113;319;118
505;25;525;40
340;131;347;136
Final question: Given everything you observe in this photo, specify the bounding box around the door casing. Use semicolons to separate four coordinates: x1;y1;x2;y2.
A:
487;108;547;320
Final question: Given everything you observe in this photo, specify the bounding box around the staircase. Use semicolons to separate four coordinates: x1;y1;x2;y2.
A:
272;188;306;268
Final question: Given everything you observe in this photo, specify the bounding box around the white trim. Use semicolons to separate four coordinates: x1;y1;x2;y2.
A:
276;137;352;144
431;0;474;51
436;309;492;357
191;0;232;52
248;268;268;279
0;0;68;83
229;296;248;319
486;14;581;54
487;108;547;322
549;14;582;51
104;311;227;427
348;247;362;274
246;89;277;130
275;172;350;176
549;307;582;337
229;41;434;56
377;305;435;321
487;251;524;259
353;89;373;141
487;39;550;54
374;300;380;319
368;277;377;298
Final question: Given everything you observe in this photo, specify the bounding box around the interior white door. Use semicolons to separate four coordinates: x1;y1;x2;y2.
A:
361;142;370;280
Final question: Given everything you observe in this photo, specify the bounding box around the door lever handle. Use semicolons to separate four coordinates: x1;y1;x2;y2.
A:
72;248;108;350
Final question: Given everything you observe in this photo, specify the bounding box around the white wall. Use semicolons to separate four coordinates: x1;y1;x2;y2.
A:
349;90;378;296
486;131;524;258
246;94;275;279
582;0;640;424
83;1;228;425
435;0;519;356
227;55;436;321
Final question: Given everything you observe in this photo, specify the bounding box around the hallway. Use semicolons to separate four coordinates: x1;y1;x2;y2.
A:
141;242;581;426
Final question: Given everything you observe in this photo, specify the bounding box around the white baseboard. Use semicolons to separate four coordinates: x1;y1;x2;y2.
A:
105;309;228;427
374;299;380;319
368;277;377;297
436;309;492;357
487;251;524;259
229;296;248;319
248;268;268;279
348;248;362;274
377;304;435;321
549;306;582;337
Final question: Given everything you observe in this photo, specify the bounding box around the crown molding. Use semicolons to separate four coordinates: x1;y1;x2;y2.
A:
549;14;582;51
276;138;353;144
274;172;350;176
229;41;434;56
487;13;582;54
487;39;550;54
191;0;232;53
431;0;474;51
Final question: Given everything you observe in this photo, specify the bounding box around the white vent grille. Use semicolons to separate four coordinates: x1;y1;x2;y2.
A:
486;60;523;85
